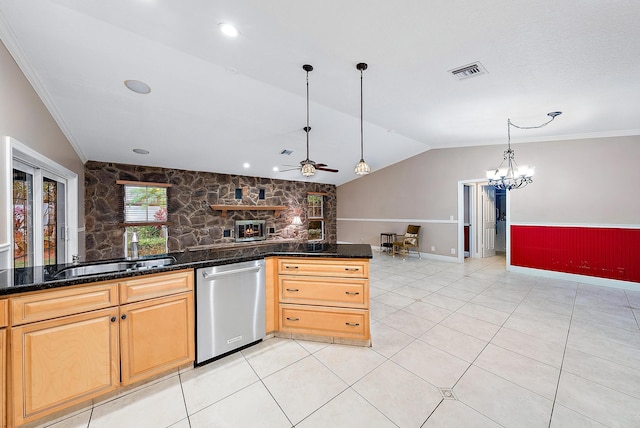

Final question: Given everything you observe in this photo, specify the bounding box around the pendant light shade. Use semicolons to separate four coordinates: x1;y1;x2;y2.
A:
355;62;371;175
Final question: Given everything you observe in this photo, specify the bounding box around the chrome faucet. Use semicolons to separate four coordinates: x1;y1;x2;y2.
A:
130;230;139;259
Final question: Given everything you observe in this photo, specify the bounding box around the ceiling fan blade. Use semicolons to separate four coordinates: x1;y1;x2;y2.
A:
279;167;301;172
316;166;339;173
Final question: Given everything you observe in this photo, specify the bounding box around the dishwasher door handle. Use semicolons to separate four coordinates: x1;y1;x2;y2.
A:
201;265;262;279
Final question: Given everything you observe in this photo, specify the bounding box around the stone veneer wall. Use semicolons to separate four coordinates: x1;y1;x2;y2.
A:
84;161;337;261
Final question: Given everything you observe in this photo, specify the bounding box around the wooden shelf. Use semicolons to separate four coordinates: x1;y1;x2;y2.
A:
209;205;288;218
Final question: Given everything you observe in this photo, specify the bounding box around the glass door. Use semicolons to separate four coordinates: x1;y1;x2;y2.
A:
13;161;34;268
12;161;68;268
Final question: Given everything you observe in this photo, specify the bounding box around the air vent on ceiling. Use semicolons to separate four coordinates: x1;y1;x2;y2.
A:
449;62;487;80
280;149;293;155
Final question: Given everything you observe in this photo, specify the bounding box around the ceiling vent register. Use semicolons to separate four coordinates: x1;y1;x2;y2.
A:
449;62;487;80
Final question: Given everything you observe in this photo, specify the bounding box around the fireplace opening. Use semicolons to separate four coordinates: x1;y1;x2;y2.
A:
235;220;266;242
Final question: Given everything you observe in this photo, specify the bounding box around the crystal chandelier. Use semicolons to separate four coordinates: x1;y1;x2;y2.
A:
486;112;562;190
354;63;371;175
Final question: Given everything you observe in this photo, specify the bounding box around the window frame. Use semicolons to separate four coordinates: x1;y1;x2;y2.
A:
118;180;171;257
307;192;326;242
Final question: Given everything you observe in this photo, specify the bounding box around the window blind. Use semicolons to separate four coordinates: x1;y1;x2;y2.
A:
123;185;168;225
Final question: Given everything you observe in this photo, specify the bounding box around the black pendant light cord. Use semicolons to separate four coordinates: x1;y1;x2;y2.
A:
360;67;364;161
303;64;313;161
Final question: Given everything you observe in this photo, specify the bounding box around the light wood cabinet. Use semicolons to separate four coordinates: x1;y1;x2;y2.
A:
1;299;7;428
265;257;277;334
277;258;368;278
10;307;119;426
8;269;194;427
277;258;370;343
120;292;194;385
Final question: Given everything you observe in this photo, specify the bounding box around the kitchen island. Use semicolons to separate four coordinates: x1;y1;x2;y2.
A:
0;243;371;427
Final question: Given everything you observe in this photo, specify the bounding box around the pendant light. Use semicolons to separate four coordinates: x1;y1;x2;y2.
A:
354;62;371;175
301;64;316;177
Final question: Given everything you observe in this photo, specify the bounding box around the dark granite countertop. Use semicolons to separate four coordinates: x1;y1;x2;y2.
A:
0;242;372;296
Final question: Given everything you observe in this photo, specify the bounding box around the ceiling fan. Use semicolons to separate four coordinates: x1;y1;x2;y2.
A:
280;64;339;176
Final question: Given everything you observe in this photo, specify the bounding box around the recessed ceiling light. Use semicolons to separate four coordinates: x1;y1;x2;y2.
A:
133;148;150;155
272;166;279;172
243;162;250;168
219;23;239;37
124;80;151;94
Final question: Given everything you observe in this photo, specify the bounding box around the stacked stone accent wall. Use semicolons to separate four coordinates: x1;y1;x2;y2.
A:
84;161;337;261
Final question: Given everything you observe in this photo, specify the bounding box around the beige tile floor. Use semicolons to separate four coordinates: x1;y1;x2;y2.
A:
37;253;640;428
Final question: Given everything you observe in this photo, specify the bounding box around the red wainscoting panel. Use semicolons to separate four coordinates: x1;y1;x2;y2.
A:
511;225;640;283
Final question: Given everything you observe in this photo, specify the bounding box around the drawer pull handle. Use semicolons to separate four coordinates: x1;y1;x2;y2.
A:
345;291;360;295
345;322;360;327
286;288;300;292
285;266;299;270
344;268;360;271
286;317;300;321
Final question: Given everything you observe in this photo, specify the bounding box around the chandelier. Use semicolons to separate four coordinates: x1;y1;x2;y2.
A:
354;63;371;175
486;111;562;190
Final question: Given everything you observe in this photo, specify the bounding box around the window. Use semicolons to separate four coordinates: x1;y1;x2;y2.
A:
119;181;170;257
307;193;325;241
7;137;78;269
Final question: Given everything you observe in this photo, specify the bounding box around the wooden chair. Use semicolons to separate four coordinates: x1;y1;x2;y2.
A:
392;225;421;259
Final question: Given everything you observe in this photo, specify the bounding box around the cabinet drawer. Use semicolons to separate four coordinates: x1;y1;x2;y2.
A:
278;258;368;278
11;283;119;326
279;276;368;308
119;269;193;304
0;299;7;327
279;304;369;340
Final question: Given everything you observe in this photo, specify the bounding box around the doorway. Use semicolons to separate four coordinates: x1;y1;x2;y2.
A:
458;180;510;263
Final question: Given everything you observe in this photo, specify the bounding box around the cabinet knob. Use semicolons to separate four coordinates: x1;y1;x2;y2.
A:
121;314;127;320
345;291;360;295
110;316;117;323
345;322;360;327
285;288;299;292
286;317;300;321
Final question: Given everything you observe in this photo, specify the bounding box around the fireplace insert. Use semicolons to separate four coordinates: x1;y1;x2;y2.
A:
235;220;266;242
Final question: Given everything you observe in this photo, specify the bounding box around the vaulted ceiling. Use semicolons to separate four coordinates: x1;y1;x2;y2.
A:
1;1;639;185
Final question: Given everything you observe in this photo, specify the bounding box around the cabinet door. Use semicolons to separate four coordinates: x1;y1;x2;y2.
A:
11;308;119;426
0;328;5;428
120;292;194;385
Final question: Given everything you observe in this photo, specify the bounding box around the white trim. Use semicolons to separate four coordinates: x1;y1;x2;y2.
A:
370;246;460;263
338;218;457;224
8;137;79;264
508;265;640;291
511;222;640;229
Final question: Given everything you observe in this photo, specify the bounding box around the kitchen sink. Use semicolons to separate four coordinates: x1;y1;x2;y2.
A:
52;256;176;279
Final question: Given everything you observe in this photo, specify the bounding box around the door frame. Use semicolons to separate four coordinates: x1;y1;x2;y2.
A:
6;137;78;268
457;179;511;267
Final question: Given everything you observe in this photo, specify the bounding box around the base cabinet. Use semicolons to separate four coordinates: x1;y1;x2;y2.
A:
120;292;194;385
7;269;194;427
276;258;370;343
10;308;119;426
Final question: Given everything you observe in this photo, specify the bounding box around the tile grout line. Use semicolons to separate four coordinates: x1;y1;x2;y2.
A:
176;371;192;428
546;281;578;428
623;290;640;331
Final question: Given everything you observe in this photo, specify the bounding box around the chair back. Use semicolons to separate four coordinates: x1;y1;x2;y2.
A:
404;225;420;246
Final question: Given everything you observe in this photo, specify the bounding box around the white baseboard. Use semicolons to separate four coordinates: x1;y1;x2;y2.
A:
508;265;640;291
370;246;459;263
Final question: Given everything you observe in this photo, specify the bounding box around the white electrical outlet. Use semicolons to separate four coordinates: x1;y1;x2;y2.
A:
451;248;456;255
431;246;435;251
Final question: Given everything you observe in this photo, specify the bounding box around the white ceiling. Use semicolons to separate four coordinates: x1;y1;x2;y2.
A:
1;0;639;185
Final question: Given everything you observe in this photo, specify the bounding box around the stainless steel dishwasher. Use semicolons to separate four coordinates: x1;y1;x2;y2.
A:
196;259;265;365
